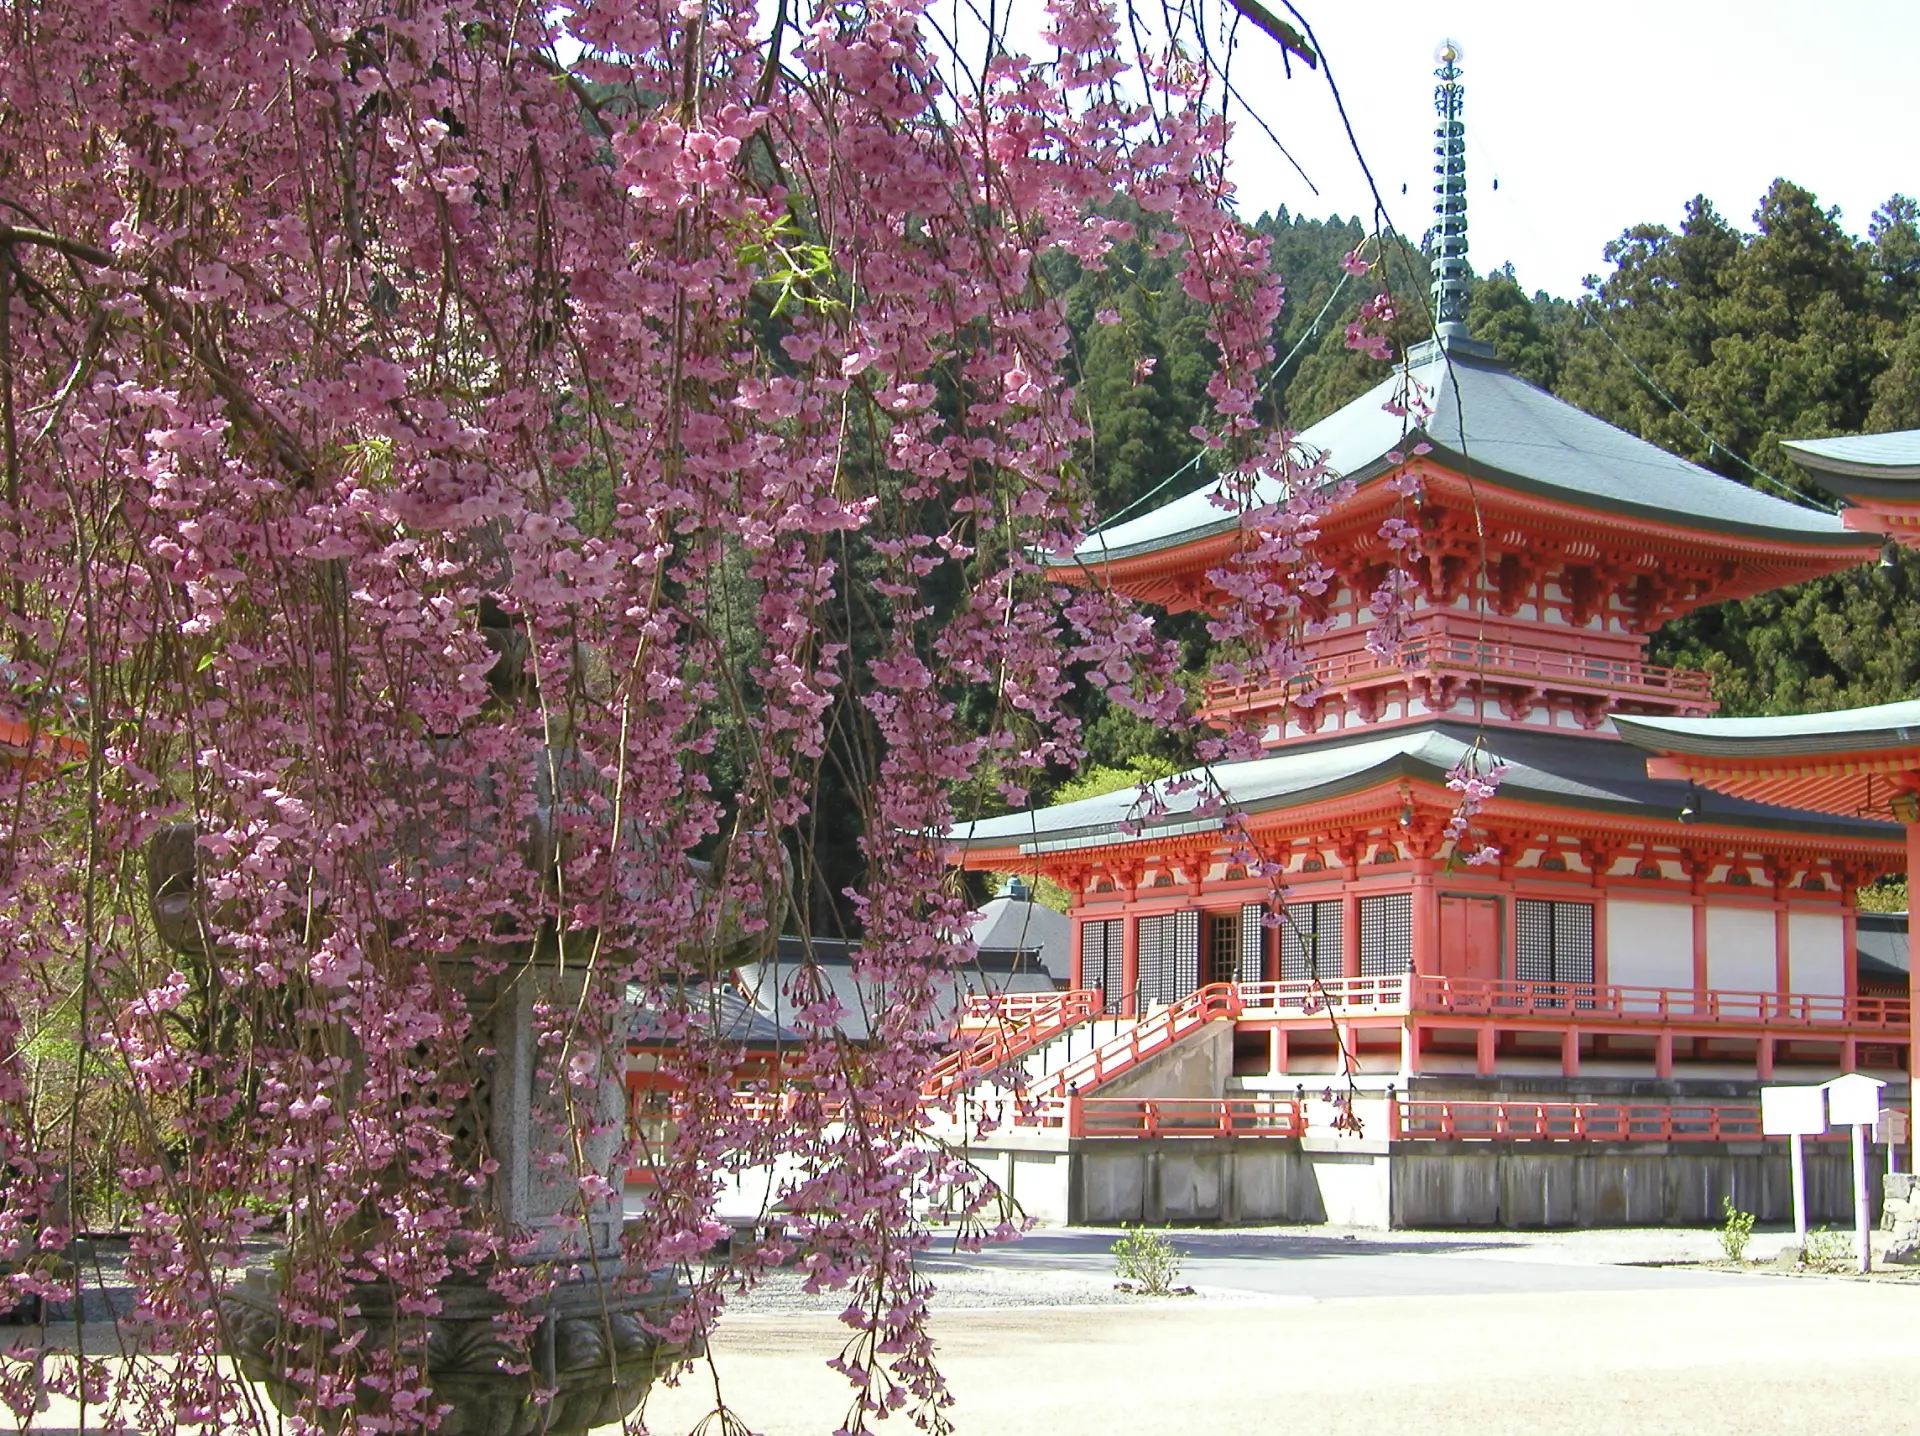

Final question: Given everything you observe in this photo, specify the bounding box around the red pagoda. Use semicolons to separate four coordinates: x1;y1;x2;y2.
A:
937;48;1909;1228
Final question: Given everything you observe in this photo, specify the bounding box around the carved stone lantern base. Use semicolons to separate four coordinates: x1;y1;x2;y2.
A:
222;1263;693;1436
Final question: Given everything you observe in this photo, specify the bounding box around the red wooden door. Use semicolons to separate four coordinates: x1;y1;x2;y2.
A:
1439;896;1501;982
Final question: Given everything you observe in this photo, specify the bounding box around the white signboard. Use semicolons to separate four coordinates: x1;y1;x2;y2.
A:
1761;1084;1827;1137
1877;1107;1910;1147
1823;1073;1886;1127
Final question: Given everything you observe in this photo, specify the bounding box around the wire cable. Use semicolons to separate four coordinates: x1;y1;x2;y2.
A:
1580;310;1839;515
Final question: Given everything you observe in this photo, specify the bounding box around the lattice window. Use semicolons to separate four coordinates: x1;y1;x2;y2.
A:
1079;918;1124;1012
1279;900;1344;982
1514;899;1595;1000
1138;911;1200;1006
1239;902;1267;983
1359;893;1413;976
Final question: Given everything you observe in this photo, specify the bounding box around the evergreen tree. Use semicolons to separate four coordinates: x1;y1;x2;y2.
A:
1559;181;1920;712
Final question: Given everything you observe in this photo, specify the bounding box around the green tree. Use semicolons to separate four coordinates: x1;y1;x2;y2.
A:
1468;265;1560;389
1559;181;1920;713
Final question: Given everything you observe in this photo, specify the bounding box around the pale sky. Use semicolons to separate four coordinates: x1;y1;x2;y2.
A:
1219;0;1920;300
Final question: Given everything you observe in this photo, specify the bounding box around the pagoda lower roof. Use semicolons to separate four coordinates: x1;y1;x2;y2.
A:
1783;429;1920;491
1064;347;1861;567
951;722;1899;859
1615;701;1920;761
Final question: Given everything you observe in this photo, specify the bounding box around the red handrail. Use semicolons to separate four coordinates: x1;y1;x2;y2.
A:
1237;975;1413;1016
1232;974;1908;1032
1006;1094;1304;1139
1405;974;1910;1030
1388;1098;1911;1142
922;988;1100;1097
1202;618;1712;718
1039;982;1244;1096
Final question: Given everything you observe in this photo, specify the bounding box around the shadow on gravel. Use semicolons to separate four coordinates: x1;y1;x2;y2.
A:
919;1228;1513;1270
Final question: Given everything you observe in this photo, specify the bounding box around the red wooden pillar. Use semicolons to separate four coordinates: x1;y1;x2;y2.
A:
1590;887;1610;989
1069;911;1086;991
1690;888;1709;1005
1841;902;1859;1004
1410;854;1439;975
1773;900;1790;1011
1120;912;1140;1019
1908;818;1919;1169
1475;1025;1497;1076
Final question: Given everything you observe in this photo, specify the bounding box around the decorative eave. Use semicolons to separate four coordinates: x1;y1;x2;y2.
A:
953;727;1903;871
1616;705;1920;818
1059;457;1875;618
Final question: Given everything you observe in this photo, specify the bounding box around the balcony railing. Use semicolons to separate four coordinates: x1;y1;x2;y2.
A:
1233;975;1910;1032
1387;1099;1910;1143
1203;623;1712;718
1007;1094;1306;1139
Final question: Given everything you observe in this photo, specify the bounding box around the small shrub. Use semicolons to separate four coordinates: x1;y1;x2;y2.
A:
1111;1225;1181;1295
1719;1197;1756;1263
1802;1226;1852;1270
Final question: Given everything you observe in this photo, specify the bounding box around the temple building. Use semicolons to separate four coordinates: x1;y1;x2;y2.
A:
935;50;1911;1228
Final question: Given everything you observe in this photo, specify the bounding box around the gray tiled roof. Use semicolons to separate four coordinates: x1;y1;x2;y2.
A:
951;723;1898;857
1857;911;1910;984
1783;429;1920;481
1615;700;1920;758
733;954;1058;1042
1067;349;1855;566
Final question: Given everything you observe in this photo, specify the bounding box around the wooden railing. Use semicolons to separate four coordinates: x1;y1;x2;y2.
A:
1203;622;1712;717
1236;976;1414;1017
922;988;1100;1097
1039;982;1244;1095
703;1092;1904;1150
1023;1094;1305;1139
954;989;1098;1027
1388;1099;1910;1143
1409;975;1909;1029
1232;974;1910;1032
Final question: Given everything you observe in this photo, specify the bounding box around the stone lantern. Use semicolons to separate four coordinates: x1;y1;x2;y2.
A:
144;761;772;1433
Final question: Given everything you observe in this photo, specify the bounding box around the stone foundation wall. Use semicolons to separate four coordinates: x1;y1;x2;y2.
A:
963;1136;1887;1230
1882;1172;1919;1261
1389;1142;1876;1229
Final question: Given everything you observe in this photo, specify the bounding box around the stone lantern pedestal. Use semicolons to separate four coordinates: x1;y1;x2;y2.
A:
225;947;690;1433
148;824;695;1434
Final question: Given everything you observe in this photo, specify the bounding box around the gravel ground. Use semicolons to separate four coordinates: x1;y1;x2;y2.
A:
637;1281;1920;1436
19;1225;1920;1434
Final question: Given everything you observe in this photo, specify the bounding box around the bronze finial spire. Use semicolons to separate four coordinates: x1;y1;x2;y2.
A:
1431;39;1470;342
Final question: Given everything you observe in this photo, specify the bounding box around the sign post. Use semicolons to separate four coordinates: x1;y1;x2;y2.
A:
1761;1084;1827;1251
1824;1074;1887;1275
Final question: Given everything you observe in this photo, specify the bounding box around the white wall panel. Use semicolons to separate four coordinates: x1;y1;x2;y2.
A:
1706;905;1776;994
1787;909;1847;997
1606;898;1692;989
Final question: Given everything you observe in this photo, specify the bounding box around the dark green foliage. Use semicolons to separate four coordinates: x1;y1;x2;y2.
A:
1557;180;1920;712
765;183;1920;937
1467;266;1566;391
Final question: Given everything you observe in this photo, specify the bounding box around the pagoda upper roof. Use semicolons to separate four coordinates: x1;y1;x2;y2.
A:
951;721;1897;860
1066;346;1859;568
